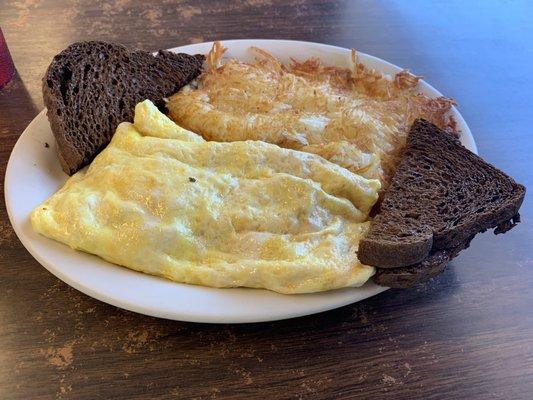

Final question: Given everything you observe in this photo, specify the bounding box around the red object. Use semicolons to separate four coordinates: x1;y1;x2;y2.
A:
0;28;15;89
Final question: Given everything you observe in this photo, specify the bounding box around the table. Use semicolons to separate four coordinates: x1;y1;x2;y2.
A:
1;1;532;399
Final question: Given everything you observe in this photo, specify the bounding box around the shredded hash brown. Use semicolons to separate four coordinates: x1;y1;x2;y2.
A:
168;41;457;186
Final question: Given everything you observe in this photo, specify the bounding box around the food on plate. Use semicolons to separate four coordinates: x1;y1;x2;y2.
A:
167;41;456;187
359;119;525;288
373;250;454;289
43;41;204;175
29;40;526;294
31;100;381;294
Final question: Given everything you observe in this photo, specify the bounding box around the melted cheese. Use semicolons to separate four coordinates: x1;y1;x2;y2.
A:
31;100;380;294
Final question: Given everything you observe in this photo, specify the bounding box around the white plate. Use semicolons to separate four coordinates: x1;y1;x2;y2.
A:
4;40;477;323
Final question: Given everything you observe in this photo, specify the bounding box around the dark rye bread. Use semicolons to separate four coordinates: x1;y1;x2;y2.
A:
373;249;451;288
43;41;204;175
359;119;525;287
372;234;475;288
374;213;522;288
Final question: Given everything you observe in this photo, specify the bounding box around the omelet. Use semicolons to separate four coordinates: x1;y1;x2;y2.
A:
168;42;456;186
31;100;380;294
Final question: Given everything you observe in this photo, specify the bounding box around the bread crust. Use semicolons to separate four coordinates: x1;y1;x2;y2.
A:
42;41;204;175
358;119;525;286
359;231;432;268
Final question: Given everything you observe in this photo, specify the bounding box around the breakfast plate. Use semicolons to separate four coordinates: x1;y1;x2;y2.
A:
5;39;477;323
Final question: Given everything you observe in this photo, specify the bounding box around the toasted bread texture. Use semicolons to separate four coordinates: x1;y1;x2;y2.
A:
359;119;525;286
372;233;475;288
43;41;204;175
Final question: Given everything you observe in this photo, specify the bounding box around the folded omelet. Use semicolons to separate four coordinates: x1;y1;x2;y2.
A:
31;100;380;294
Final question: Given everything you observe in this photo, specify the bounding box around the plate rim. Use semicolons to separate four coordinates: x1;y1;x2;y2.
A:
4;39;476;323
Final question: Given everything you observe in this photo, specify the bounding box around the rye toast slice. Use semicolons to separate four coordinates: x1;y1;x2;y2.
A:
373;214;522;288
372;233;475;288
359;119;525;274
43;41;204;175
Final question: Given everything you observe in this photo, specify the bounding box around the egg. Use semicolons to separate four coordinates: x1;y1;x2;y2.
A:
31;100;380;294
